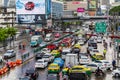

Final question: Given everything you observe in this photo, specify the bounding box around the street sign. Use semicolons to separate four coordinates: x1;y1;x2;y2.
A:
95;22;107;33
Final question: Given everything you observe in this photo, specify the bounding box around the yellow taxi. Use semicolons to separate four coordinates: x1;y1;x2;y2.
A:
92;53;104;60
73;44;81;49
62;67;69;75
69;65;92;76
50;50;60;57
48;63;60;73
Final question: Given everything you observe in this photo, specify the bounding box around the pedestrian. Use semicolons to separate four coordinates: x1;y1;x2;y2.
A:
6;60;10;71
103;49;107;58
112;60;116;69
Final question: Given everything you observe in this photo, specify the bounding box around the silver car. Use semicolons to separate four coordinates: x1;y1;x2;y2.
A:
4;50;16;59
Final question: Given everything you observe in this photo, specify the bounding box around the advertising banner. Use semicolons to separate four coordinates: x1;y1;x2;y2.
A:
17;15;46;24
88;0;97;9
46;0;51;15
16;0;45;14
77;8;85;12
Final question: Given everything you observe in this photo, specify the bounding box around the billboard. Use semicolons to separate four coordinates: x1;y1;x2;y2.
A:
16;0;45;14
88;0;97;10
77;8;85;12
46;0;51;19
17;15;46;24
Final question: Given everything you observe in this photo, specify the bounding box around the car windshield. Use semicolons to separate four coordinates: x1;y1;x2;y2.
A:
7;50;13;53
80;56;88;59
93;50;99;52
37;61;44;63
49;65;57;68
72;67;83;70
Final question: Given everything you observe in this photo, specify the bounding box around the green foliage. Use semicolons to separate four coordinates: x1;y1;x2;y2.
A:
109;5;120;15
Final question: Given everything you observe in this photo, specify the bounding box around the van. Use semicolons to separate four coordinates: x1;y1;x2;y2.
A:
45;33;53;42
30;35;43;47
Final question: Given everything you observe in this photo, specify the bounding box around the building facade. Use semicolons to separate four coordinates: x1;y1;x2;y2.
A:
52;0;63;19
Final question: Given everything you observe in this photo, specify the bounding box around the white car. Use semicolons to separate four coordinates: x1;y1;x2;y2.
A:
90;49;99;56
42;53;54;62
61;48;72;60
112;67;120;77
86;62;106;72
77;39;85;45
97;37;102;43
35;59;48;68
3;50;16;59
79;54;91;65
39;41;47;47
41;48;51;53
93;60;113;70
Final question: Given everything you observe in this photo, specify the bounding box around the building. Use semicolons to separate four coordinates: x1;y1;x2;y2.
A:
63;1;87;17
111;0;120;7
52;0;63;19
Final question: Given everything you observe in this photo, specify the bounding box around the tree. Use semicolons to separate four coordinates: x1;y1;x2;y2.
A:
0;28;9;50
109;5;120;15
6;27;17;49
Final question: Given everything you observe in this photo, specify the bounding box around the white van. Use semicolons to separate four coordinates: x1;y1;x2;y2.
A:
45;33;53;42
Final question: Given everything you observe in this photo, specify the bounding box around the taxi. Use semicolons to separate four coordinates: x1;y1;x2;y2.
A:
50;50;60;57
92;53;104;60
62;67;69;75
69;65;92;76
73;44;81;49
48;63;60;73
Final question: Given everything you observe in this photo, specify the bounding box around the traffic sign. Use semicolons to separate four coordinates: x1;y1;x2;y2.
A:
95;22;107;33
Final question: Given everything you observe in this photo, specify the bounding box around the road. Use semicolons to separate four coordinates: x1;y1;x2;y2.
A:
0;35;119;80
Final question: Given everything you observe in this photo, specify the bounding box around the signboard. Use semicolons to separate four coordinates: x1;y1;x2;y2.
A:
77;8;85;12
118;26;120;31
88;0;97;10
16;0;45;14
17;14;46;24
46;0;51;19
95;22;107;33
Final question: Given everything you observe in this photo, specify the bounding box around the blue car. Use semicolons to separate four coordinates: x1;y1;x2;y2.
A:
53;58;64;67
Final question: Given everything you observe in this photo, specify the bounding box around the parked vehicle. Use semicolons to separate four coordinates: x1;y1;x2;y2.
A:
25;68;39;80
30;35;43;47
35;59;48;68
3;50;16;59
65;54;78;67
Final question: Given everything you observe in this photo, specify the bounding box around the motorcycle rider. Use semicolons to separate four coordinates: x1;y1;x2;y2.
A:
95;67;104;76
112;60;116;69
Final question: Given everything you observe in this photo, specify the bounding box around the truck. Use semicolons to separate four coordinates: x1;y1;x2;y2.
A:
65;54;78;67
30;35;43;47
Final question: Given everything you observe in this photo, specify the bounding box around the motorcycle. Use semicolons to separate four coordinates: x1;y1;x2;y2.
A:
95;69;104;77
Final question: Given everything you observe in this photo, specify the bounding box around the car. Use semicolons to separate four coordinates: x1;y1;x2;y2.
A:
39;41;47;47
47;74;60;80
87;47;94;54
69;65;92;76
90;49;99;56
25;68;39;80
96;60;113;70
19;76;31;80
41;48;51;53
50;50;60;57
47;44;57;51
35;59;48;68
61;48;72;60
73;44;81;49
53;58;64;68
97;37;102;43
77;39;85;45
48;63;60;73
92;53;104;60
25;2;35;10
88;41;97;49
35;52;45;60
86;62;106;72
112;67;120;77
3;50;16;59
79;54;91;65
42;53;54;63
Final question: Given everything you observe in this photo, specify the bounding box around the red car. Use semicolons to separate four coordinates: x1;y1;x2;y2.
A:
25;2;35;10
46;44;57;51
